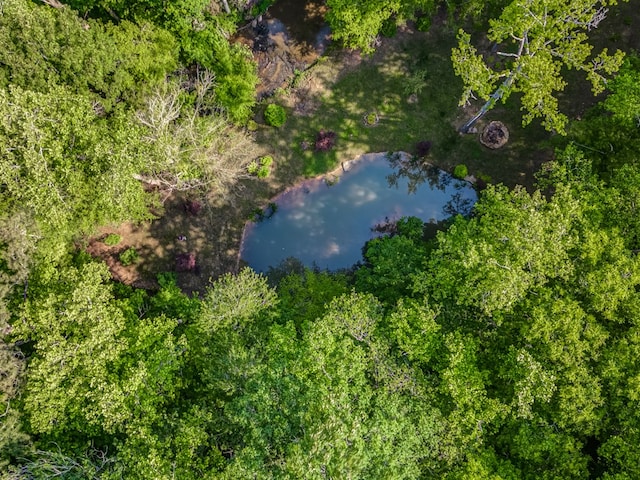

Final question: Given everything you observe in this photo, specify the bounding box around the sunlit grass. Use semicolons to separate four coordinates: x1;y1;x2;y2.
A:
256;25;556;190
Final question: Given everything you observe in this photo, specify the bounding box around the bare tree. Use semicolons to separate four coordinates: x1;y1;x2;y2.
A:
135;71;261;196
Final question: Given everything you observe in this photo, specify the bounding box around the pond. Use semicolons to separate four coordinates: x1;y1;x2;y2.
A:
240;152;477;273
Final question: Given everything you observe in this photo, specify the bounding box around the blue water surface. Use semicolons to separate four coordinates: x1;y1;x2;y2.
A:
241;153;476;272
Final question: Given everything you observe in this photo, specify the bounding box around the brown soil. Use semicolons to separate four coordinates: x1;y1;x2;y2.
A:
86;190;254;295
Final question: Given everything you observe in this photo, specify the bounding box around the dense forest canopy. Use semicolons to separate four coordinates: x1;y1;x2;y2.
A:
1;0;640;478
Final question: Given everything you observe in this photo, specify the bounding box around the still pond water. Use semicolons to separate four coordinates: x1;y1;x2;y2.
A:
241;153;477;272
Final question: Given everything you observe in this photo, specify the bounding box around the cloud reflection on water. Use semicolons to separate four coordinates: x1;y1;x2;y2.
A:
242;153;477;272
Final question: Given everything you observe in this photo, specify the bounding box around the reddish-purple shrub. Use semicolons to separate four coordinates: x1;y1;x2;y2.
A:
415;140;432;157
176;252;197;272
315;130;337;152
184;199;202;216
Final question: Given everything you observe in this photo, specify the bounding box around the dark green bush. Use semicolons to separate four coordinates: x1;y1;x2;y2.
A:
264;104;287;127
380;18;397;38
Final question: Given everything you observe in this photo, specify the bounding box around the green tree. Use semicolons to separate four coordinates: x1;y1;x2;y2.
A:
452;0;626;133
0;0;178;111
355;217;428;305
326;0;434;53
221;293;444;479
65;0;258;122
11;260;186;444
0;86;153;262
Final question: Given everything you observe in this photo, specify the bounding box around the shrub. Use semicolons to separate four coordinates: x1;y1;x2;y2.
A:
380;18;397;38
103;233;122;246
453;164;469;179
364;112;379;126
416;16;431;32
176;252;197;272
264;104;287;127
315;130;337;152
119;247;139;266
257;156;273;178
184;199;202;216
248;156;273;178
415;140;432;157
404;69;428;96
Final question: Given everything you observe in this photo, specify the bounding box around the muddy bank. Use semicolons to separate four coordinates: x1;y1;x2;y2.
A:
234;0;331;98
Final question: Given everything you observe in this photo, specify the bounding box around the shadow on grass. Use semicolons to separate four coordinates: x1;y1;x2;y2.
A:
256;23;557;192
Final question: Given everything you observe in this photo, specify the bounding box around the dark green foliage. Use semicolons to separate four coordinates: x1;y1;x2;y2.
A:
62;0;258;122
356;217;428;304
380;17;398;37
264;103;287;127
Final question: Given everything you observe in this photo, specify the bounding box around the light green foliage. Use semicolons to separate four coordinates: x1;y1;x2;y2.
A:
453;164;468;179
12;261;185;440
452;0;626;133
264;103;287;127
184;30;258;122
326;0;434;53
118;247;139;266
388;298;441;364
0;0;178;111
0;86;153;262
604;55;640;127
188;268;277;398
247;155;273;178
223;293;444;478
418;185;581;317
198;267;277;334
103;233;122;246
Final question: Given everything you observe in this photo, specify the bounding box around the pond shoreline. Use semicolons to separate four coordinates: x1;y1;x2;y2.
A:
237;151;477;273
236;151;406;272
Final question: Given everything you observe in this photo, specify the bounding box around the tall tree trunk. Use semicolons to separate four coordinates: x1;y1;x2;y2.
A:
221;0;231;14
459;71;517;133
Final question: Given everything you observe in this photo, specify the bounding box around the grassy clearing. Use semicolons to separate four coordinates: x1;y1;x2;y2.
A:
256;22;557;191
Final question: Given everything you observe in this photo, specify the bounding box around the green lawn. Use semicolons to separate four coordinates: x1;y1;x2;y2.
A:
255;22;559;191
